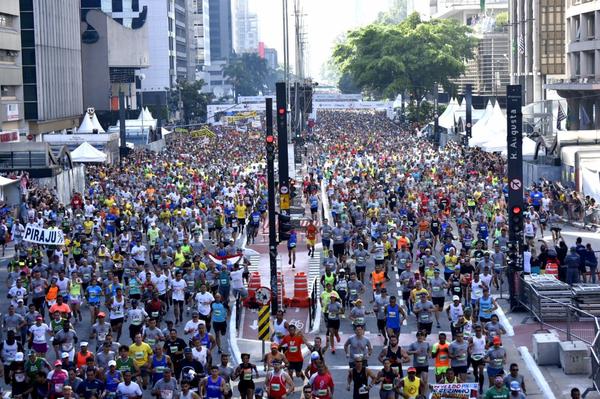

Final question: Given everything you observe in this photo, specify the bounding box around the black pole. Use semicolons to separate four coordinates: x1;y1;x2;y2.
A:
465;84;472;146
266;98;279;314
506;84;524;311
276;82;289;187
118;90;127;163
433;83;439;146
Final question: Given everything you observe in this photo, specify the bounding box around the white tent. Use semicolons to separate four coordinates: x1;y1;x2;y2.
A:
71;142;107;163
471;100;494;137
469;101;505;147
138;107;155;122
77;109;105;133
438;98;459;129
480;135;537;157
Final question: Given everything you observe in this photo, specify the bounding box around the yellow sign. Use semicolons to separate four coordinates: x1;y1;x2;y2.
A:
189;127;215;138
258;305;271;340
280;193;290;210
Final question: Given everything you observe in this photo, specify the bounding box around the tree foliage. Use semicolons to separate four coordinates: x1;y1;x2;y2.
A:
224;53;270;96
168;79;212;124
333;13;477;100
375;0;407;25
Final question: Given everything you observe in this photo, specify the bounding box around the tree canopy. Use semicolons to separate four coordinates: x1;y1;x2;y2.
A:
333;13;477;99
224;53;270;96
168;79;212;124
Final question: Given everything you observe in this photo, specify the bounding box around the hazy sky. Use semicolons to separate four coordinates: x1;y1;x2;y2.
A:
250;0;393;80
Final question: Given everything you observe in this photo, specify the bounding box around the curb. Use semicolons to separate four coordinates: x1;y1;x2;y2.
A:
229;301;242;366
518;346;557;399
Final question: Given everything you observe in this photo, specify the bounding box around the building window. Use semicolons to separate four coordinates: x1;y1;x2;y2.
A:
112;0;123;12
0;50;16;63
0;13;11;28
0;86;16;99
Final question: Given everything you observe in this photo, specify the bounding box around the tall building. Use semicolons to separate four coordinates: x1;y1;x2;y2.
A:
0;0;25;138
510;0;565;104
20;0;83;136
233;0;258;54
188;0;211;80
80;0;150;115
264;47;279;71
137;0;190;107
426;0;510;99
209;0;233;61
546;0;600;130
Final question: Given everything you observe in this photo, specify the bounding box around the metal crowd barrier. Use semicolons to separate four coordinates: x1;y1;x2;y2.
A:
519;276;597;344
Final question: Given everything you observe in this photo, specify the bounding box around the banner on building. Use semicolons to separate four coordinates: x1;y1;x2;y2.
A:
430;383;479;399
23;224;65;246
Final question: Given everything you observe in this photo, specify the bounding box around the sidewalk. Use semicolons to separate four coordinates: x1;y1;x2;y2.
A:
503;302;599;398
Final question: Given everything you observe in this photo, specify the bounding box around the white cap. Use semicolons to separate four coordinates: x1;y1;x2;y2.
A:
108;360;117;367
14;352;24;362
310;351;320;360
80;341;88;347
452;295;460;301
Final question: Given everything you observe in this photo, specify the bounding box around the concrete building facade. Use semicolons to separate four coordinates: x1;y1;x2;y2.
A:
20;0;83;136
233;0;258;54
546;0;600;130
189;0;211;80
510;0;565;104
80;1;150;115
0;0;25;138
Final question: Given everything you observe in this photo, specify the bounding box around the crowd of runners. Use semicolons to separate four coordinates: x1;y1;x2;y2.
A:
0;109;595;399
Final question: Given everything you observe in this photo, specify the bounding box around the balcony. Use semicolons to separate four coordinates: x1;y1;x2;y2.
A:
0;29;20;51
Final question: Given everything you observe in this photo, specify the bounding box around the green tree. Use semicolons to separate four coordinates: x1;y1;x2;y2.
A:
375;0;407;25
168;79;212;124
333;13;477;121
338;72;361;94
224;53;270;96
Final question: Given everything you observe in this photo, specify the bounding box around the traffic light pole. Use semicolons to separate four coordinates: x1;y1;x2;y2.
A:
265;98;279;314
465;84;472;146
506;85;524;311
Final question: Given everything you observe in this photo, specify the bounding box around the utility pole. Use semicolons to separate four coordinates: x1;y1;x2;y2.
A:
265;98;278;314
433;83;439;146
118;90;127;164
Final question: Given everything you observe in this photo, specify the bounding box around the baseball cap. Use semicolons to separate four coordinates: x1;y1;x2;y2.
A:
310;351;320;360
452;295;460;301
493;336;502;345
55;360;63;366
61;352;69;358
510;381;521;391
108;360;117;367
184;347;192;353
407;367;416;373
97;312;106;318
36;315;43;321
14;352;23;362
80;341;88;347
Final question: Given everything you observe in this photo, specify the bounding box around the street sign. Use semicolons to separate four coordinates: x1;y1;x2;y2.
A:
255;286;272;306
258;305;271;341
510;179;522;190
279;186;289;194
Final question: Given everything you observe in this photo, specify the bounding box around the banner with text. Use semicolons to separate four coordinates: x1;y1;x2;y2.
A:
430;383;479;399
23;224;65;246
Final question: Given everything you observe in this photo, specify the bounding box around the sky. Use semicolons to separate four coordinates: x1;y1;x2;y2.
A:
250;0;394;80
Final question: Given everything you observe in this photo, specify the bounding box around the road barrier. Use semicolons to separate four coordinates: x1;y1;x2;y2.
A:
286;272;309;307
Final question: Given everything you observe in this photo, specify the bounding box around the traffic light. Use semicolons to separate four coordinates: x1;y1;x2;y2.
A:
278;212;291;241
509;204;524;241
266;133;275;160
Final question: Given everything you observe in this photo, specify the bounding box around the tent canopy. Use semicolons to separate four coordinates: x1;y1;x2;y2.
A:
71;142;107;163
77;110;106;133
0;176;17;187
469;101;505;147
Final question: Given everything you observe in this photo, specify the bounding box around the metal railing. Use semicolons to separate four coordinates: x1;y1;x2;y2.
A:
308;276;319;330
519;276;597;344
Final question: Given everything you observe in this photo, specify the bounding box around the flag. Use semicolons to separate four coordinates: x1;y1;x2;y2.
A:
480;0;485;11
518;34;525;54
557;103;566;130
581;106;591;128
